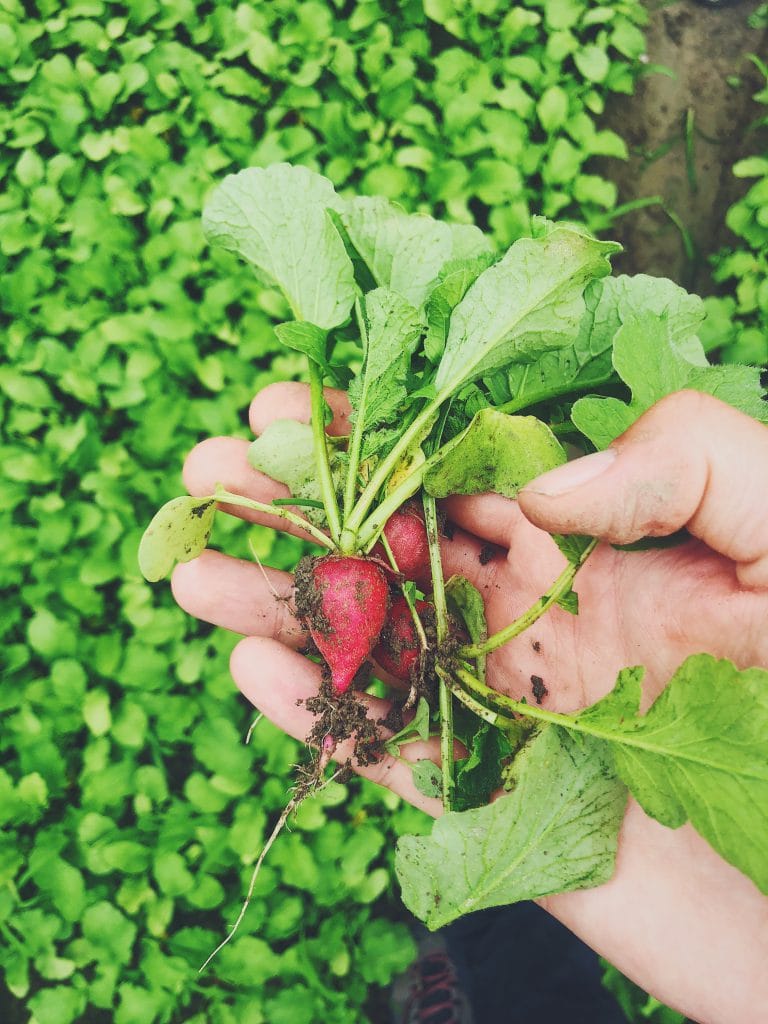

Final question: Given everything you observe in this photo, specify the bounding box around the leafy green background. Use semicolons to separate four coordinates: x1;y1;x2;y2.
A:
2;0;753;1020
702;54;768;368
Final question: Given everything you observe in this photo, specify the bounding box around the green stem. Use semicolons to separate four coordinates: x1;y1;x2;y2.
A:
342;297;369;522
357;462;426;553
308;361;342;546
215;488;335;551
379;534;428;652
460;538;598;658
438;666;515;730
423;492;455;811
498;378;611;416
344;395;442;538
454;664;564;727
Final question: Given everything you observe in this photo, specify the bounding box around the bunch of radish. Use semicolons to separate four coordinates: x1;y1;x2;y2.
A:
297;505;433;695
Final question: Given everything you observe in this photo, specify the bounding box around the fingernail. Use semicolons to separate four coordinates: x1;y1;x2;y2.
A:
524;449;617;497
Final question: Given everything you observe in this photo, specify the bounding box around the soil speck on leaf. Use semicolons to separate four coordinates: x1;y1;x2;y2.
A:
190;500;214;519
531;675;548;704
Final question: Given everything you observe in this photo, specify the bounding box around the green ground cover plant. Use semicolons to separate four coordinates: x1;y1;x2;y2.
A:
0;1;707;1021
702;54;768;368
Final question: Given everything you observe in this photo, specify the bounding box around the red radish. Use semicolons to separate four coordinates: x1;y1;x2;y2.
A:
373;503;431;588
303;556;390;694
373;596;430;682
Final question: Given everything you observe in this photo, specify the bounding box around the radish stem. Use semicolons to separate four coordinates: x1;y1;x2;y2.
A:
308;360;342;545
459;538;598;658
423;493;455;811
214;488;334;550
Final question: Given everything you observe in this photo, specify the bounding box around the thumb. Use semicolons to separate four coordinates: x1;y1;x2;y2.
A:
518;390;768;589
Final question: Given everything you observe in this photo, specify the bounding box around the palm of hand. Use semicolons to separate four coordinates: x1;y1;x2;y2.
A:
443;493;764;716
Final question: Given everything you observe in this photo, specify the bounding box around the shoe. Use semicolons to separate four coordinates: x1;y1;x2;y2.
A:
390;930;475;1024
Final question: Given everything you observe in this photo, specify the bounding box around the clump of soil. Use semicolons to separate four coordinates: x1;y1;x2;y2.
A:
531;675;548;705
293;554;330;635
304;680;385;771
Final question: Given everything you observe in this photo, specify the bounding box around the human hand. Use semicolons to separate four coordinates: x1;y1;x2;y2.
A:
172;385;768;1024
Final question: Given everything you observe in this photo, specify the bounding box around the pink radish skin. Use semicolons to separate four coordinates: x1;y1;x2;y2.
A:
373;596;430;682
373;503;431;589
309;557;390;694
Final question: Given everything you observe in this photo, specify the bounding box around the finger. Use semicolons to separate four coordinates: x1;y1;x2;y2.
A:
182;437;322;545
249;381;352;437
442;492;527;549
171;550;305;645
231;636;444;816
519;390;768;588
438;526;504;591
439;499;569;591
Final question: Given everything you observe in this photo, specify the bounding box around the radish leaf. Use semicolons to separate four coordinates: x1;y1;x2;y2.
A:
358;288;423;383
202;164;355;329
424;253;496;362
396;725;626;929
487;273;705;412
248;420;341;526
572;312;768;448
411;760;443;800
577;655;768;894
138;496;216;582
340;196;492;308
423;410;566;498
433;224;620;400
274;322;330;370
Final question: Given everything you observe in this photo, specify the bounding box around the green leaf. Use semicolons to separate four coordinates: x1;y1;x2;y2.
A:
27;987;85;1024
423;253;496;362
138;496;216;582
555;588;579;614
411;759;443;799
359;288;424;383
356;919;418;987
30;856;86;922
83;688;112;736
454;721;513;811
340;196;492;308
445;573;488;680
153;851;194;897
571;312;768;448
574;44;610;83
248;419;316;491
396;725;626;928
273;321;329;368
202;164;356;329
433;225;620;400
248;418;341;524
0;368;54;407
488;273;703;412
537;85;569;132
579;656;768;893
385;697;432;753
424;410;566;498
551;534;595;563
82;901;137;965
